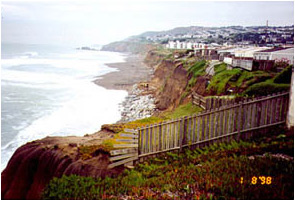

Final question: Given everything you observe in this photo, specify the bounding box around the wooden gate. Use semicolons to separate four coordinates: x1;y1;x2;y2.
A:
108;129;138;169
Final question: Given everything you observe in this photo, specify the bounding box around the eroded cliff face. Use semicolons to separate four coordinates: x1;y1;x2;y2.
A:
145;50;190;111
1;132;123;200
155;62;188;110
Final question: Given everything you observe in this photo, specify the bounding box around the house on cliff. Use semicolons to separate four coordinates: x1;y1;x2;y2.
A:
220;46;294;71
254;47;294;64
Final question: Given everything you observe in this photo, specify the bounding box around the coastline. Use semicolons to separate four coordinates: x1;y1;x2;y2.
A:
1;51;155;199
94;52;156;122
94;53;153;93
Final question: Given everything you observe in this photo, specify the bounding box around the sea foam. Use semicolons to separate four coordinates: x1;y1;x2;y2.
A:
1;47;128;171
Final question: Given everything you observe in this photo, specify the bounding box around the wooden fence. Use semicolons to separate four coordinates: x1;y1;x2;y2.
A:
138;91;289;159
108;91;289;168
192;92;245;110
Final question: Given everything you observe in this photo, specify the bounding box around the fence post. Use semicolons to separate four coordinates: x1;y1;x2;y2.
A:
159;123;162;151
179;117;184;153
145;126;149;154
149;125;153;153
183;116;188;146
135;127;140;165
206;99;209;110
138;128;141;155
237;101;243;141
140;127;144;162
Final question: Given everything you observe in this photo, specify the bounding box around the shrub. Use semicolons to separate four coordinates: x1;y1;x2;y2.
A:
273;65;293;84
243;82;290;97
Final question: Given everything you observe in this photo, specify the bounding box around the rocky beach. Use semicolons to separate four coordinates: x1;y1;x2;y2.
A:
118;84;156;122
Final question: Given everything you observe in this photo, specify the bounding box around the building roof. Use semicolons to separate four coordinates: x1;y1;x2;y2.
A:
258;47;289;53
271;47;294;54
233;47;271;57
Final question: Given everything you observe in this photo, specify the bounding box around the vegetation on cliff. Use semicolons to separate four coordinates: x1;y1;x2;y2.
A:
43;127;294;200
244;65;292;96
144;48;291;106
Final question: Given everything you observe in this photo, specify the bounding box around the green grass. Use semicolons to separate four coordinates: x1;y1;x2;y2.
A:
207;68;242;95
207;63;277;95
108;103;203;132
243;82;290;97
273;65;293;84
183;60;207;96
126;103;203;127
235;70;271;87
161;102;203;119
42;129;294;200
214;63;227;74
187;60;207;77
243;65;293;97
127;116;164;126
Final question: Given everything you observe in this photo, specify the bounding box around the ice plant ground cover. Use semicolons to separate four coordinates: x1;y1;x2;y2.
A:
43;126;293;200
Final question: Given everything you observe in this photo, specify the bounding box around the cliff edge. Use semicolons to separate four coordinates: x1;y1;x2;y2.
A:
1;131;124;199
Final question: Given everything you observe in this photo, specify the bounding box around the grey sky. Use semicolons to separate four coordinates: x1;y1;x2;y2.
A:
1;0;294;46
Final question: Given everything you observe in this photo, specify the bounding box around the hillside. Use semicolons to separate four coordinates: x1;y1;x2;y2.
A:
100;41;156;54
101;24;294;50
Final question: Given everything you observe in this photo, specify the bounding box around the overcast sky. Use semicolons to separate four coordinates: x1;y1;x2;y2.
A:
1;0;294;46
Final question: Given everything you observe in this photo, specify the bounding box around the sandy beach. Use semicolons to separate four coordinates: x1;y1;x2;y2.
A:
94;54;153;93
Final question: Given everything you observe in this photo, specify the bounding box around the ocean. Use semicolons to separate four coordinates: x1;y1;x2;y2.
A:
1;43;128;171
